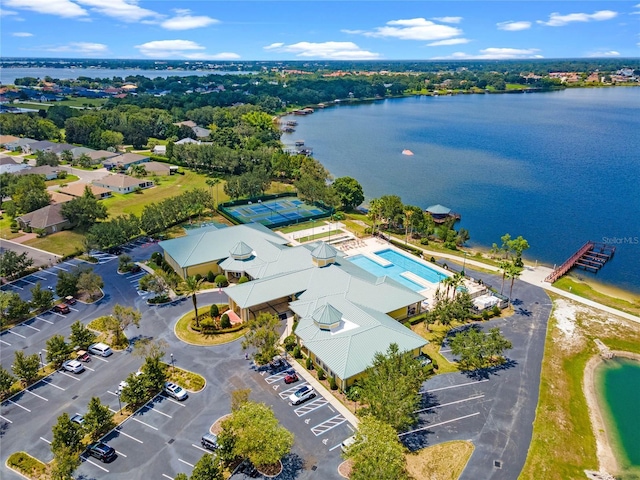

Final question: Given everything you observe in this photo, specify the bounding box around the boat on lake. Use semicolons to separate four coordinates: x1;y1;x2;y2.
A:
402;149;414;156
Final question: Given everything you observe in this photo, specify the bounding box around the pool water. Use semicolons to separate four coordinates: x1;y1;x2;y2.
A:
348;249;447;292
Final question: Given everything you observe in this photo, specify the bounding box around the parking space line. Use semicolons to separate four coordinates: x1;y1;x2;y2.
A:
265;372;289;384
83;365;95;372
52;265;67;271
191;444;209;453
146;407;172;418
41;270;57;276
294;398;328;417
32;274;47;280
179;459;194;468
7;400;30;412
421;379;489;394
83;457;109;472
51;311;65;318
63;262;76;267
21;278;36;285
6;283;23;290
26;390;48;401
23;324;40;332
0;414;12;423
92;356;109;363
107;390;117;396
116;429;143;443
162;474;173;480
131;417;158;430
0;339;11;346
399;413;481;438
59;371;82;381
40;437;51;444
68;307;79;312
328;443;343;452
36;316;54;324
42;379;65;391
279;383;308;399
114;449;128;458
7;330;26;338
414;395;485;414
159;394;186;407
310;414;347;436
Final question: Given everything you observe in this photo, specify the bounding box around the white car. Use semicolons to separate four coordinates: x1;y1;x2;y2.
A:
62;359;85;374
341;435;356;452
164;382;188;401
289;385;316;405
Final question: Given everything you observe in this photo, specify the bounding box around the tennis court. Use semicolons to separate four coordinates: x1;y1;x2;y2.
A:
220;196;331;228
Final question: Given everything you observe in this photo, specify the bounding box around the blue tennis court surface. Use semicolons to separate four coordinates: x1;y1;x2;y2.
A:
219;196;331;228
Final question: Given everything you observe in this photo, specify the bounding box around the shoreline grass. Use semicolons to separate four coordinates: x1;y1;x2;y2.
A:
553;276;640;317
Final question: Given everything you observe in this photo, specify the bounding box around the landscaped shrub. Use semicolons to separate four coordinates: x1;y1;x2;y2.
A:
151;252;163;264
220;313;231;329
420;238;429;245
317;367;326;381
195;273;203;281
210;303;219;317
482;310;491;320
431;358;439;370
206;271;215;283
238;275;249;284
492;305;501;317
200;317;216;333
7;452;47;478
424;364;435;375
430;256;436;262
148;294;170;304
283;334;296;352
214;274;229;287
305;356;313;370
293;346;302;359
329;376;337;390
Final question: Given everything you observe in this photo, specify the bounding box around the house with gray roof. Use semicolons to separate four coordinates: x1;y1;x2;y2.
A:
16;203;71;234
102;152;149;170
72;149;119;164
26;141;75;155
14;165;62;180
4;137;37;152
0;155;29;175
92;173;153;194
159;224;428;390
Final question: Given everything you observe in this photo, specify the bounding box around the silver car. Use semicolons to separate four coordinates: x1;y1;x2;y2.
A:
289;385;315;405
164;382;188;401
62;359;85;374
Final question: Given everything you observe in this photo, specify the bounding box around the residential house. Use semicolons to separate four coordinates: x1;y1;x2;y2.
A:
140;161;172;176
0;155;29;175
102;152;149;170
57;183;112;199
93;173;153;194
74;149;119;165
49;191;75;204
14;165;62;180
192;126;211;138
16;203;71;234
4;138;37;152
0;135;20;146
25;141;75;155
152;145;167;155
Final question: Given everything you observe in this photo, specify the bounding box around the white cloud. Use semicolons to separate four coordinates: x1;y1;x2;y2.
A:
264;41;380;59
12;31;33;36
427;38;470;46
75;0;159;22
432;16;462;24
363;18;463;41
161;9;219;30
497;21;532;31
537;10;617;27
588;50;620;57
0;8;19;16
44;41;108;54
134;39;237;60
4;0;87;18
432;47;543;60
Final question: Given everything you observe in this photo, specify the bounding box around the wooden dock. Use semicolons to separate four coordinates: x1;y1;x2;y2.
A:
545;241;616;283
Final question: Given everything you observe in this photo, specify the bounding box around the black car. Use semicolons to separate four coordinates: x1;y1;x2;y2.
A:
87;442;116;463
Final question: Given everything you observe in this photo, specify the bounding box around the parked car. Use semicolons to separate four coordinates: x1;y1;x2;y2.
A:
76;350;91;362
71;414;85;425
164;381;188;401
64;295;77;305
269;355;288;374
201;433;218;451
62;359;85;374
52;304;70;314
130;265;142;274
88;342;112;357
283;370;298;384
289;385;315;405
341;435;356;452
416;354;432;367
87;442;116;463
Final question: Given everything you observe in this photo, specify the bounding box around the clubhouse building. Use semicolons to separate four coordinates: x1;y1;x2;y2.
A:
160;223;428;390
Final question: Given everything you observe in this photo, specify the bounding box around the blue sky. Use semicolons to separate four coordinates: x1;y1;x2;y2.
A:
1;1;639;60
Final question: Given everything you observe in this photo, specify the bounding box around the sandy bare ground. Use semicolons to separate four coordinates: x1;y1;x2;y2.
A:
583;350;640;476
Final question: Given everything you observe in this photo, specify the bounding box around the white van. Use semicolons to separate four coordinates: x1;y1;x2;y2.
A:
88;342;113;357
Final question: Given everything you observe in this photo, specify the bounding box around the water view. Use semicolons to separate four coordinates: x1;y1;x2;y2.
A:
596;357;640;475
284;88;640;294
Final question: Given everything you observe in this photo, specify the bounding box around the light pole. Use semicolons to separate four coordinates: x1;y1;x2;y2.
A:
117;392;122;412
170;353;174;371
312;219;316;240
462;251;467;276
39;351;43;372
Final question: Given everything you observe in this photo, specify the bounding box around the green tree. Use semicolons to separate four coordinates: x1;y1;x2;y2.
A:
11;174;50;214
77;270;104;300
12;351;41;385
183;276;203;327
0;366;16;398
294;157;334;205
359;343;426;431
35;150;60;167
343;416;409;480
449;326;512;370
69;320;97;349
51;413;84;456
119;370;149;408
60;186;108;229
332;176;364;210
507;235;530;267
241;312;280;365
0;251;34;280
140;354;167;395
174;474;188;480
45;334;72;368
110;304;142;345
50;445;81;480
190;454;224;480
56;270;79;298
504;263;523;305
220;401;294;469
30;282;54;311
4;292;30;323
83;396;115;441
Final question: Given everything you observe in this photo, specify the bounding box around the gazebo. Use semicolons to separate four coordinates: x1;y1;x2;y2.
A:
425;204;461;224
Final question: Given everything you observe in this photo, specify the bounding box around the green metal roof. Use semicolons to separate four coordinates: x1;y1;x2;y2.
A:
230;241;253;259
426;204;451;215
311;242;338;261
312;304;342;328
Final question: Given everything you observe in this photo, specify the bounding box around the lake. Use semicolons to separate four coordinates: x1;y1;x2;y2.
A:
0;67;254;85
597;357;640;475
282;88;640;294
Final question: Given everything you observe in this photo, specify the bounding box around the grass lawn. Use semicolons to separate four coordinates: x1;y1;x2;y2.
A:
174;309;247;346
553;276;640;317
7;451;49;479
411;321;459;374
45;174;79;187
406;440;474;480
296;230;334;243
278;220;326;234
519;295;640;480
0;216;22;240
165;365;206;392
23;230;86;256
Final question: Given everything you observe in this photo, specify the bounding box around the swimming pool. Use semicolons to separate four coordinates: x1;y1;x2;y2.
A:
348;249;447;292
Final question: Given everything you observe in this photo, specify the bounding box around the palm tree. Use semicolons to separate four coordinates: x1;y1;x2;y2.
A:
368;199;382;236
450;271;465;299
183;276;204;327
498;260;511;295
404;209;414;245
504;264;523;306
441;276;455;300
